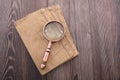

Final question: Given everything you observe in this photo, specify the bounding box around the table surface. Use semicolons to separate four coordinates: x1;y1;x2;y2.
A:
0;0;120;80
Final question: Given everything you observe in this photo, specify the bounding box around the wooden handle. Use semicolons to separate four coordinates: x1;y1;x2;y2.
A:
41;41;52;69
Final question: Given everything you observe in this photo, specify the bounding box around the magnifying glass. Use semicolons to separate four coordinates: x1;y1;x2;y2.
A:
41;21;65;69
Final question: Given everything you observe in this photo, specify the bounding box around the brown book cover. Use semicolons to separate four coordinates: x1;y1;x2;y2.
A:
14;5;79;75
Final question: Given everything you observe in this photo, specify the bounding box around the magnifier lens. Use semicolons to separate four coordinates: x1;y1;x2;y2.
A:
44;21;64;41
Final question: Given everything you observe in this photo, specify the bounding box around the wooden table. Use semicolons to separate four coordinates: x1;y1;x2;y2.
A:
0;0;120;80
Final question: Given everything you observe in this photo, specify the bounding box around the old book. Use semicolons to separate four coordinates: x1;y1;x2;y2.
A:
14;5;79;75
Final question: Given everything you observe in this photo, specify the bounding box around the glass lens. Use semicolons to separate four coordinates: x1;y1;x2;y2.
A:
44;21;64;41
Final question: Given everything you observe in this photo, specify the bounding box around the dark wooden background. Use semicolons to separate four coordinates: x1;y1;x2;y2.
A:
0;0;120;80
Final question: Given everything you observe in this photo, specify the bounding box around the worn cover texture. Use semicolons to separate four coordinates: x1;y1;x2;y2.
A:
14;5;79;75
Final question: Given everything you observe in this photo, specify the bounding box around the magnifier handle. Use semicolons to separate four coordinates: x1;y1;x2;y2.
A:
41;41;52;69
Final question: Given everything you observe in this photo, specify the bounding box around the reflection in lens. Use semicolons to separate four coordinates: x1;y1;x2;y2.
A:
44;21;64;41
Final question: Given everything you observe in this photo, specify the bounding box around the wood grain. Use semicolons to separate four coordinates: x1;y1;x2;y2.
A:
0;0;120;80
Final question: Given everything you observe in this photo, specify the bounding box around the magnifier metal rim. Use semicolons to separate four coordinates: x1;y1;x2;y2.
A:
43;20;65;42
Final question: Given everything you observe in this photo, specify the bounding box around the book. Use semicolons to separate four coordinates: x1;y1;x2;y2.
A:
14;5;79;75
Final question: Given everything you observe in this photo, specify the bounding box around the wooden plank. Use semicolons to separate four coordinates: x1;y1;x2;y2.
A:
47;0;77;80
47;0;93;80
0;0;23;80
0;0;46;80
69;0;94;80
89;0;120;80
0;0;120;80
20;0;48;80
113;0;120;79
